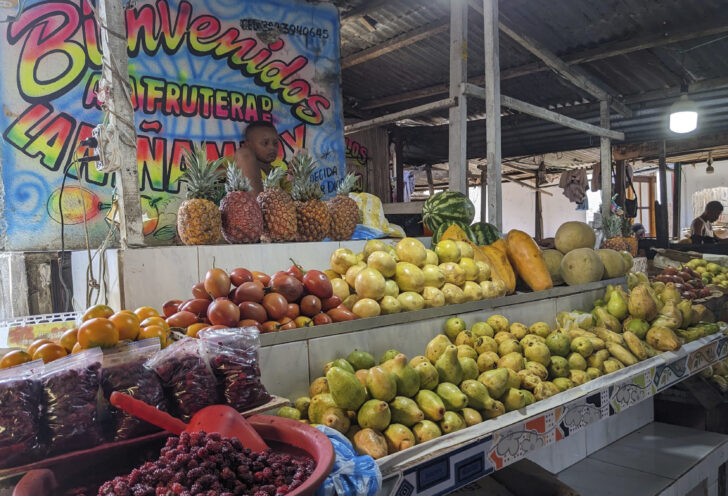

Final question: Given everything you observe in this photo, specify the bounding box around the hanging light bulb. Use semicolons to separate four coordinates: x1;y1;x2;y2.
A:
706;151;715;174
669;94;698;134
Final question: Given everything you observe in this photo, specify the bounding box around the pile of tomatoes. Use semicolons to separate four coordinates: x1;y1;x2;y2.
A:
164;264;360;337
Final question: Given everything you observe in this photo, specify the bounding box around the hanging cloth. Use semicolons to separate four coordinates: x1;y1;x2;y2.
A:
559;169;588;204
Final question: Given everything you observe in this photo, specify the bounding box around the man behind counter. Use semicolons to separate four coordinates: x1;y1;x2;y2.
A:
691;201;726;244
234;121;280;196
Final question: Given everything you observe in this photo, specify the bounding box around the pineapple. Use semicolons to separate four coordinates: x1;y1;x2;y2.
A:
327;173;360;240
257;166;297;242
601;212;637;255
290;151;331;242
220;163;263;244
176;145;225;245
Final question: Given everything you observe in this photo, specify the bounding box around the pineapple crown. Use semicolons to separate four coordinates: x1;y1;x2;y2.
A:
225;163;252;194
262;166;287;190
336;173;359;196
181;145;226;202
603;211;633;238
290;149;323;202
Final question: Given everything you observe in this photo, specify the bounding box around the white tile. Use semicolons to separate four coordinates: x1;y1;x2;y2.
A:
527;428;586;473
558;458;673;496
258;341;310;401
120;246;199;311
586;399;653;455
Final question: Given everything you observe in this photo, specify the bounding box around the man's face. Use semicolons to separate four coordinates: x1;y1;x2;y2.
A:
247;127;280;164
708;209;723;222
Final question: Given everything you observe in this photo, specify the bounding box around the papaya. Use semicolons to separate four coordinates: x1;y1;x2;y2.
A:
505;230;553;292
481;244;517;294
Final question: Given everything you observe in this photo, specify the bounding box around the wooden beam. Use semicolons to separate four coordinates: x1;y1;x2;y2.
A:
449;1;468;193
498;15;632;118
613;132;728;160
484;0;502;229
344;97;457;135
600;100;612;220
341;21;449;69
99;0;144;248
503;174;554;196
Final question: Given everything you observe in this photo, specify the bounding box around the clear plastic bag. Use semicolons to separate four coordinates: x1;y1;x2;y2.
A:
0;359;45;468
41;348;104;455
198;327;271;412
101;339;166;440
146;338;219;421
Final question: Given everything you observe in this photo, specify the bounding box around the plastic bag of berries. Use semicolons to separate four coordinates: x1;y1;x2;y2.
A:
146;338;219;421
0;359;45;468
41;348;104;455
101;339;167;441
198;327;271;412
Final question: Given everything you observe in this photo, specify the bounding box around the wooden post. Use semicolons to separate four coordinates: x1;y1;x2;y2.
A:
535;163;545;240
426;164;435;196
483;0;502;229
657;141;669;244
599;100;612;221
673;162;682;239
395;135;404;202
449;0;468;193
98;0;144;248
480;165;487;222
614;160;626;211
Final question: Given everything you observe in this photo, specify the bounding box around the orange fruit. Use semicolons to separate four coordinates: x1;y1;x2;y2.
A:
0;350;33;369
59;328;79;353
118;310;136;317
138;325;167;346
186;323;208;338
82;304;115;322
78;318;119;349
140;316;170;331
32;343;67;364
134;306;159;321
110;312;141;341
71;342;83;354
27;339;53;357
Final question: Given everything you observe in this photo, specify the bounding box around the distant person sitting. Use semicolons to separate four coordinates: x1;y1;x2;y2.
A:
632;223;646;240
690;201;725;244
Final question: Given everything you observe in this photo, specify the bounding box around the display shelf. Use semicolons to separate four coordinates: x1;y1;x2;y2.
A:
377;330;728;496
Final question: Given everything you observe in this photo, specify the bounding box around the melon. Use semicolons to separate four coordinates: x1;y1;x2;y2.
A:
597;249;627;279
470;222;501;245
422;192;476;232
560;248;604;286
554;221;596;254
542;249;565;285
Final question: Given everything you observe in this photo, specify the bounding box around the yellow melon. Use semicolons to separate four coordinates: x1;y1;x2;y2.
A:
554;222;596;254
560;248;604;286
542;249;564;285
596;249;627;279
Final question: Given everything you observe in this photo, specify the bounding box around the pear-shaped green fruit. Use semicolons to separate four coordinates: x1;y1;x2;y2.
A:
628;285;658;321
415;390;446;421
454;330;474;347
523;341;551;366
502;388;527;411
461;408;483;426
309;393;337;424
529;322;551;338
570;369;589;386
533;381;561;401
413;420;442;443
357;399;391;431
327;366;367;410
517;370;542;390
322;407;351;433
425;334;452;363
444;317;467;341
477;351;500;373
309;377;329;397
482;399;505;419
457;345;478;360
409;355;430;368
474;336;498;355
607;289;628;320
347;350;375;370
440;411;467;434
353;428;388;459
415;361;440;390
294;397;311;419
381;354;420;397
522;390;535;406
277;406;302;420
677;300;693;328
460;379;493;410
498;352;526;372
567;352;587;371
549;356;570;378
545;333;571;357
459;357;479;381
379;349;400;364
585;367;602;380
553;377;575;391
389;396;425;427
506;368;522;390
520;335;546;348
384;424;416;452
436;382;468;411
435;345;463;384
324;359;355;375
366;366;397;402
570;336;594;358
477;368;509;399
594;306;621;333
471;321;495;338
499;339;523;356
525;361;549;381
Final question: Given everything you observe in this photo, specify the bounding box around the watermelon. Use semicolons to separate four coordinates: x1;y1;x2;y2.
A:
470;222;501;245
422;191;475;232
431;221;475;245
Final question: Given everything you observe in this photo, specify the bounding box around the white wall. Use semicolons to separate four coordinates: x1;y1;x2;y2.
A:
680;160;728;232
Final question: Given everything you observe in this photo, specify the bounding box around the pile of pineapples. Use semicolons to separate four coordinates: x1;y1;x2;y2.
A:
176;146;361;245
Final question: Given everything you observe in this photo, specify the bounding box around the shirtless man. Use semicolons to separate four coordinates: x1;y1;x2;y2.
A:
691;201;725;244
234;121;280;196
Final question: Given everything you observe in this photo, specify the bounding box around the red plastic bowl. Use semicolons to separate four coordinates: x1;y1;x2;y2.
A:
11;416;334;496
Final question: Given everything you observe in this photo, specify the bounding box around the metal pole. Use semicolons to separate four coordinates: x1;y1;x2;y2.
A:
657;141;669;244
599;100;612;221
448;0;468;193
673;162;682;239
98;0;144;248
483;0;502;229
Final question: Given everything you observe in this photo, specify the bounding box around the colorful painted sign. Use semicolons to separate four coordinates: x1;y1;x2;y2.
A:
0;0;345;250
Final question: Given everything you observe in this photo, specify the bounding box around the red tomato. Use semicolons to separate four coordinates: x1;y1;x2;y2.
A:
238;319;262;332
269;272;304;302
327;307;357;322
287;263;304;281
162;300;182;318
252;271;270;286
207;299;240;327
238;301;268;323
230;268;254;287
321;296;342;311
300;295;322;317
263;293;288;321
166;311;199;329
286;303;300;319
192;282;212;301
179;299;211;318
312;312;333;326
303;270;333;299
204;268;231;298
233;281;265;304
278;317;297;331
261;321;279;333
